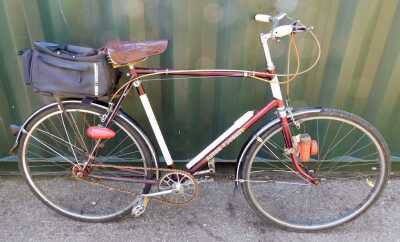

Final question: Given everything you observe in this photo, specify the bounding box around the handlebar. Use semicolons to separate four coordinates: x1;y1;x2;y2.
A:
254;13;287;24
255;13;312;39
254;13;321;78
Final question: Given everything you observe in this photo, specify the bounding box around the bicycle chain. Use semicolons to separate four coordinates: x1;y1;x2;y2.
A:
71;164;199;206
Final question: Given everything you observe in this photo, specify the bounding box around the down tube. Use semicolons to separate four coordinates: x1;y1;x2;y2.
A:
188;99;281;173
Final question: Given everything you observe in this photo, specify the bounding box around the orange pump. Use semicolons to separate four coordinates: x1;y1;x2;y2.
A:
297;134;318;162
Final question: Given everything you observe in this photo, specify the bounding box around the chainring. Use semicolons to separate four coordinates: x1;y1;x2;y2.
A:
72;164;199;205
157;170;199;205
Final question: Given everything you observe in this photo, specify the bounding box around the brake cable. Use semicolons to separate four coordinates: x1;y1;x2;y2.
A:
286;32;300;99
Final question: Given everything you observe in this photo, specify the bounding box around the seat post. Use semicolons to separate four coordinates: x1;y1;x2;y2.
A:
130;68;174;166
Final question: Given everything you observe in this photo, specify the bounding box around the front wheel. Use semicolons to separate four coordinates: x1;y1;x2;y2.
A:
240;108;390;231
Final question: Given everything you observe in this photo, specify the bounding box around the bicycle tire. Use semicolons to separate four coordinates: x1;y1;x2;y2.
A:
240;108;390;231
18;101;156;222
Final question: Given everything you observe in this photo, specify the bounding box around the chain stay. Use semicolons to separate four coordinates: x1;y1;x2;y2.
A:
72;164;198;205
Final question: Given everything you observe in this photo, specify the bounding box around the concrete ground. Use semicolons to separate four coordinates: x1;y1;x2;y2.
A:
0;172;399;242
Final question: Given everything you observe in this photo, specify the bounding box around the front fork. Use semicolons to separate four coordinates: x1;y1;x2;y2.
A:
278;103;318;184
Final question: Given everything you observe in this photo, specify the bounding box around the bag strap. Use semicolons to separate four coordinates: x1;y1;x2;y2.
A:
33;41;60;53
38;54;90;71
32;41;106;62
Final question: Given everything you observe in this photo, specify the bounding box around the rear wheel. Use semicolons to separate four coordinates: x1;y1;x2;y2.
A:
241;109;390;231
18;101;155;222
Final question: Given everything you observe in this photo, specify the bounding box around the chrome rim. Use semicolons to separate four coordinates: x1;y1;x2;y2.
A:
21;106;149;220
245;115;387;230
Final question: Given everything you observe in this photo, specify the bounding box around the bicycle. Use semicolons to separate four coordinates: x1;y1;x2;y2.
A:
12;13;390;231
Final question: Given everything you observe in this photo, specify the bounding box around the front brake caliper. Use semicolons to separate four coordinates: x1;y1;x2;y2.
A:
287;106;300;129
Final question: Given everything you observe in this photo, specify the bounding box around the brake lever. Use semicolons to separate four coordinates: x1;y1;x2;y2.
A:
293;24;313;33
288;19;313;33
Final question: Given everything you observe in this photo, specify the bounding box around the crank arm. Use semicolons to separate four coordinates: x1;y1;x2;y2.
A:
87;174;157;185
142;189;177;197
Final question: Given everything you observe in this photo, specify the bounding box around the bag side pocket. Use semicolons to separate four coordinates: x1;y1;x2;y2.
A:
31;51;84;96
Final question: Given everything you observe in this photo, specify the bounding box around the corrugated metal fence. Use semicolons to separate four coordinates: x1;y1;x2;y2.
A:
0;0;399;162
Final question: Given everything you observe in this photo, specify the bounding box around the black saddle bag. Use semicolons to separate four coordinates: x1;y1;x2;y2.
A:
19;41;115;97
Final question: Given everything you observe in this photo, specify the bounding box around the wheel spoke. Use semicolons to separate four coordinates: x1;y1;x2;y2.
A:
243;112;388;231
67;111;89;153
36;128;87;154
28;133;76;165
59;112;79;164
322;127;355;160
20;103;152;221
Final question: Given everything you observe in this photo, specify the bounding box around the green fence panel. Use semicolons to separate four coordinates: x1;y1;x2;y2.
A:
0;0;399;162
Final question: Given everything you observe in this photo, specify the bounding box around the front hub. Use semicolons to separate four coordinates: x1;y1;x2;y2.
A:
72;164;92;177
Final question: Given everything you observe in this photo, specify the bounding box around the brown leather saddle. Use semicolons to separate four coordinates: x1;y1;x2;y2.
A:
105;40;168;65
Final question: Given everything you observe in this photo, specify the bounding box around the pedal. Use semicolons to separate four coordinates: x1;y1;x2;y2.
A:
192;159;216;177
131;196;149;217
193;169;214;176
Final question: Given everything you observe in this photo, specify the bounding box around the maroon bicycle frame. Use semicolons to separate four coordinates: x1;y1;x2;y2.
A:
125;67;317;184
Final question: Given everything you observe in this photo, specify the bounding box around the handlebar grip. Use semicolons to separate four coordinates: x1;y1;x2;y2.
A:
255;14;271;23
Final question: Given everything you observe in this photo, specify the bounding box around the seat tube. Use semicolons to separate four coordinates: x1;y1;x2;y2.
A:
134;81;174;166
